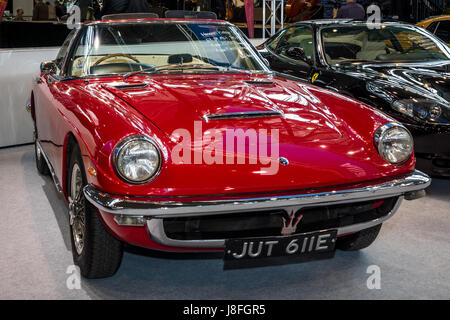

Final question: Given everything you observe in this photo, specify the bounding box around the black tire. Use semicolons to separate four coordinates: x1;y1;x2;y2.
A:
68;144;123;278
336;224;382;251
35;139;50;175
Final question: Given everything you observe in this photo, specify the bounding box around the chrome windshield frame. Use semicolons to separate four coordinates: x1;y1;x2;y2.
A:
318;23;450;67
63;20;272;79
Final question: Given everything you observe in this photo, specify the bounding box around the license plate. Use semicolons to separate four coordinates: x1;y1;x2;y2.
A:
224;230;337;270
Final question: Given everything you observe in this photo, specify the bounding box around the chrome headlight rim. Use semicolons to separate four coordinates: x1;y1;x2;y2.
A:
112;135;162;185
374;123;413;166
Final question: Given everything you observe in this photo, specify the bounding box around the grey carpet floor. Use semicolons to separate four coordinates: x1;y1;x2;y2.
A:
0;144;449;299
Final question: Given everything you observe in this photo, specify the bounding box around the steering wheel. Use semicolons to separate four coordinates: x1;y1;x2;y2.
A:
93;53;140;66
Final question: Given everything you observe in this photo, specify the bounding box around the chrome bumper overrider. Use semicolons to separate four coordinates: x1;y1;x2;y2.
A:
83;170;430;248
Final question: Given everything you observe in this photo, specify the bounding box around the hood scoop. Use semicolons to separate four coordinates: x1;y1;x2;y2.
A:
112;83;148;90
202;110;284;122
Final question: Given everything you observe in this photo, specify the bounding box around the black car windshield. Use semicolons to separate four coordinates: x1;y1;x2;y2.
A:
67;22;269;77
321;25;450;65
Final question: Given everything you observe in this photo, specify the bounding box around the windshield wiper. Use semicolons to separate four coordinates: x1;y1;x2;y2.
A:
123;64;272;80
223;67;255;74
123;64;223;80
157;64;222;73
123;65;160;80
336;59;374;65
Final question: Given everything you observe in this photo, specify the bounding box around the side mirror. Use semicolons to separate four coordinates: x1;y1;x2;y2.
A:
40;61;57;75
285;47;313;65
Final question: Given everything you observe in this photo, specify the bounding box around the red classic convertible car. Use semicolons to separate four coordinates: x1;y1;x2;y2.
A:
30;18;430;278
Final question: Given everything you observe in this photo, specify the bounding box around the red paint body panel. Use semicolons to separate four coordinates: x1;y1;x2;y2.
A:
32;72;415;250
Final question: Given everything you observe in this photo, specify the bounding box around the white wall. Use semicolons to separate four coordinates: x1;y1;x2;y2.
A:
0;47;59;148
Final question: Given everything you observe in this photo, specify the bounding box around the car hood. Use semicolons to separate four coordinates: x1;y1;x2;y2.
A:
102;74;344;144
87;74;413;196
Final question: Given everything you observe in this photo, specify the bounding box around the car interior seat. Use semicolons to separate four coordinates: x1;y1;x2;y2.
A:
164;10;217;19
356;31;389;60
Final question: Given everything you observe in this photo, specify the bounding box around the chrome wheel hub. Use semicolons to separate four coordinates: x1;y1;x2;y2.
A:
69;163;86;255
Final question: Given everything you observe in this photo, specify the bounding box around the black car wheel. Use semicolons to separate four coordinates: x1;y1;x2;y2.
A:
336;224;382;251
68;144;123;278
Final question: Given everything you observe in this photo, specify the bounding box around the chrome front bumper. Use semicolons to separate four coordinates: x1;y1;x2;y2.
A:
84;170;431;248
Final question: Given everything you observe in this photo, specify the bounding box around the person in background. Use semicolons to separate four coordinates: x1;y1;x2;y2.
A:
125;0;150;13
334;0;365;20
55;0;66;19
92;0;101;20
213;0;226;20
13;7;25;20
231;0;245;22
46;1;57;19
100;0;130;16
244;0;254;38
78;0;90;21
33;0;49;20
0;0;7;22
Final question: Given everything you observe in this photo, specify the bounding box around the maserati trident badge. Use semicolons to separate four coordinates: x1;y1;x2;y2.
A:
281;210;303;236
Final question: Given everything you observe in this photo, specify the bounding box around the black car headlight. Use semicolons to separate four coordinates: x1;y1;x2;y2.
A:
392;99;445;122
392;100;414;118
113;135;161;184
374;123;413;165
429;105;442;119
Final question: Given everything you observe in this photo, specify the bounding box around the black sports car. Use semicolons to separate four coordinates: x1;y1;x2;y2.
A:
258;20;450;176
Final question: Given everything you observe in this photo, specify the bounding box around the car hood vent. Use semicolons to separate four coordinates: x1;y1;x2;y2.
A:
202;111;284;122
112;83;148;90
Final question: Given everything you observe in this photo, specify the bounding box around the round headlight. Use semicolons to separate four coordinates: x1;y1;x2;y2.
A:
374;123;413;165
429;105;442;119
114;136;161;184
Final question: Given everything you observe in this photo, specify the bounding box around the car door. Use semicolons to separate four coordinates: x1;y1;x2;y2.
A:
263;25;316;80
34;30;75;176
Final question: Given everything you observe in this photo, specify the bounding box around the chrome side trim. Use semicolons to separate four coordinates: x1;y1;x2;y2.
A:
202;111;284;122
146;197;404;248
36;141;62;193
83;170;430;218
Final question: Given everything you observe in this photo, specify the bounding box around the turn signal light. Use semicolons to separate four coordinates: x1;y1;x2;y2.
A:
114;215;147;226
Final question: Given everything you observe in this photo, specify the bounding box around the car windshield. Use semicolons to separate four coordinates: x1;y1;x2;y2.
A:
67;22;269;77
321;25;450;65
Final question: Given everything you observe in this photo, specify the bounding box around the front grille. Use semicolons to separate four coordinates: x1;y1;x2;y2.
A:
162;197;399;240
433;157;450;169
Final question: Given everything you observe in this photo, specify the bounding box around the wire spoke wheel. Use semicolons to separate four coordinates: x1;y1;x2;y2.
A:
69;163;86;255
